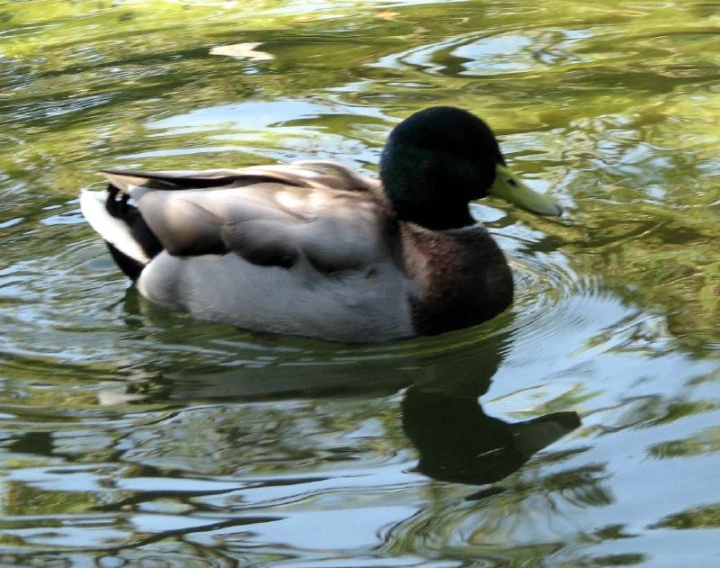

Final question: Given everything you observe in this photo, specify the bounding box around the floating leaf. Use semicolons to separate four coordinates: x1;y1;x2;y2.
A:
375;10;398;20
210;42;274;61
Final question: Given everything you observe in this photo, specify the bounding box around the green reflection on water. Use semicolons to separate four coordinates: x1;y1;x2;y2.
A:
0;0;719;565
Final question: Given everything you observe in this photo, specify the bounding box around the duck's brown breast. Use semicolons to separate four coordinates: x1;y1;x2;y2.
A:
402;224;514;336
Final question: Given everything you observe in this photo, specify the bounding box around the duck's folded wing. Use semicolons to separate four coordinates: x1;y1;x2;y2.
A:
103;168;390;272
131;184;307;261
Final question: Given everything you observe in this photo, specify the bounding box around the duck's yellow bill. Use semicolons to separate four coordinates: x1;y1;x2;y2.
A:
489;165;562;216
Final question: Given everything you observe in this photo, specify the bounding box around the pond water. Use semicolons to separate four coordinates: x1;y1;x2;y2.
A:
1;0;719;565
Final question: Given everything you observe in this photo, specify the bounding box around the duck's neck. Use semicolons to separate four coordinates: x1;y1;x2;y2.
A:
398;201;476;231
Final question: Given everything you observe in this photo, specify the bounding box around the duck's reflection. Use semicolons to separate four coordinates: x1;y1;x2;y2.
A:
400;329;579;486
403;386;580;485
113;306;581;487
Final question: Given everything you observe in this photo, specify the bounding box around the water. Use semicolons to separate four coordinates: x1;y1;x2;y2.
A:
1;0;719;565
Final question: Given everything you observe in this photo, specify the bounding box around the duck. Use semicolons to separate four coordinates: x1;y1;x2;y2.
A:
80;106;562;343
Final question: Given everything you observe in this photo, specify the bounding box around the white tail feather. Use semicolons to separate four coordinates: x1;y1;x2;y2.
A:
80;190;151;264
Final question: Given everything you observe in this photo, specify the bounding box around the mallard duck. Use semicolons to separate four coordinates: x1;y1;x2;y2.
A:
80;106;561;342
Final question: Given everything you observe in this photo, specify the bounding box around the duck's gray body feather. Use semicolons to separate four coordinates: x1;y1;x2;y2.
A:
139;250;415;342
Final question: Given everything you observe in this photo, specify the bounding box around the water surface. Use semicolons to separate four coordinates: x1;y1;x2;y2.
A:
1;0;719;565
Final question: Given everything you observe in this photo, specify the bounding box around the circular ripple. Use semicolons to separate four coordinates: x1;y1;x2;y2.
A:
503;238;631;370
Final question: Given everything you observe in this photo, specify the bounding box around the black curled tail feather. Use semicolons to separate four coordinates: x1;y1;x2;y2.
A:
106;242;144;282
104;184;164;281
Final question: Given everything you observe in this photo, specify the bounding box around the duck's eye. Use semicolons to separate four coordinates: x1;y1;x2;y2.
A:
507;178;518;187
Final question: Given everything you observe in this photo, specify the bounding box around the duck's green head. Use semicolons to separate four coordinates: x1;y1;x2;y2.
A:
380;106;562;230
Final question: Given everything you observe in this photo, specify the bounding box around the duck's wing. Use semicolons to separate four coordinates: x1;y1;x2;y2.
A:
102;160;378;193
101;162;394;273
